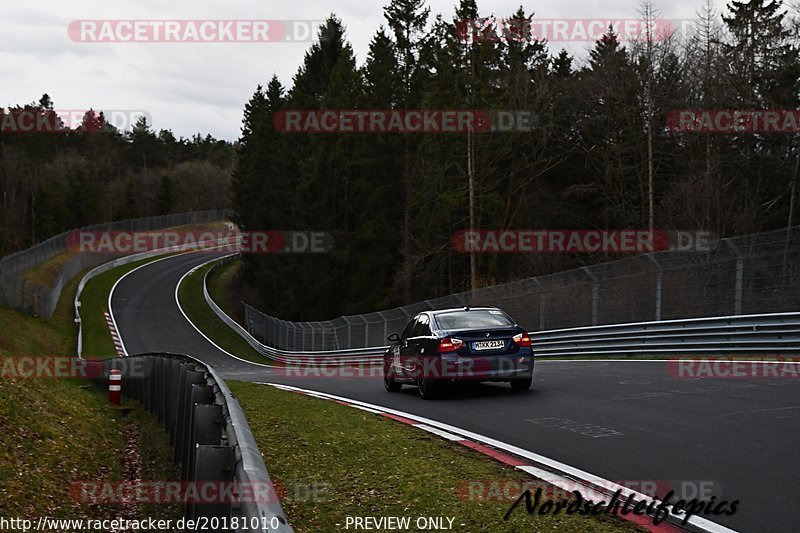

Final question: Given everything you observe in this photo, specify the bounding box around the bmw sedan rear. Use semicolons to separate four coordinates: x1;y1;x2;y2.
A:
383;307;534;399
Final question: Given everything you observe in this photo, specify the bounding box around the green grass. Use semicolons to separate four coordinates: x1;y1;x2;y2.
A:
21;222;232;288
0;257;182;520
127;404;183;520
0;271;82;357
230;381;642;533
23;249;75;286
79;256;172;358
207;258;244;323
178;260;268;365
0;377;124;518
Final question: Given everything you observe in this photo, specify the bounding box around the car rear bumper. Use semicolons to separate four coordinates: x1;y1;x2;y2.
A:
430;353;534;381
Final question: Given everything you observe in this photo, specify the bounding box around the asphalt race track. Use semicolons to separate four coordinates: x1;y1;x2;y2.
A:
112;252;800;532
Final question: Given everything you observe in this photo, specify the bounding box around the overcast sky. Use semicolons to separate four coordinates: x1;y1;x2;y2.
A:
1;0;728;141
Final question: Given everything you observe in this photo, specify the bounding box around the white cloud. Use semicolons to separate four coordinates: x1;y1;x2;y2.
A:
1;0;730;140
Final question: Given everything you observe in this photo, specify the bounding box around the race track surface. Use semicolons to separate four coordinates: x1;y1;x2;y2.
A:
111;252;800;532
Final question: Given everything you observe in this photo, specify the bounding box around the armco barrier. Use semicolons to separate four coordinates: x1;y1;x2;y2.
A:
206;256;800;360
93;354;293;533
238;225;800;351
531;312;800;357
202;256;384;365
0;210;232;319
75;238;240;358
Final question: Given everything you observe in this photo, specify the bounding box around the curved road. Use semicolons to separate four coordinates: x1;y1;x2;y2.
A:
112;252;800;532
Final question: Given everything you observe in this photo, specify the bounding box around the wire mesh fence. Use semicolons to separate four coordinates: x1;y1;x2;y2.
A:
0;210;232;319
243;225;800;351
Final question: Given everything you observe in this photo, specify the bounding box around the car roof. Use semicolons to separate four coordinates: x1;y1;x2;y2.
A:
428;307;501;315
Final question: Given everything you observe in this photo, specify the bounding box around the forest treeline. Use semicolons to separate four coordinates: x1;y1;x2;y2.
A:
0;98;235;257
3;0;799;323
233;0;800;320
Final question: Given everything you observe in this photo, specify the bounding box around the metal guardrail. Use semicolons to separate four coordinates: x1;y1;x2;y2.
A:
207;256;800;361
241;225;800;351
93;354;293;533
532;312;800;357
203;256;384;365
0;210;232;319
75;238;240;358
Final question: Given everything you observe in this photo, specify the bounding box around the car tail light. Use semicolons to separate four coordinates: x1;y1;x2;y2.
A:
513;333;532;347
438;337;464;353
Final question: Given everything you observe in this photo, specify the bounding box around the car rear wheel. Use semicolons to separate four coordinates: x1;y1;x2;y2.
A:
384;367;402;392
417;377;438;400
510;376;532;391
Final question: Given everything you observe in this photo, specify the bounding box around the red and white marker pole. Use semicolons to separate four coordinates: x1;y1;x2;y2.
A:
108;369;122;405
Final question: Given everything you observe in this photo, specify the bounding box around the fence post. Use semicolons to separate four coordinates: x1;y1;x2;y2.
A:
646;254;663;321
378;312;388;343
532;278;546;331
724;239;744;315
582;267;599;326
345;316;353;350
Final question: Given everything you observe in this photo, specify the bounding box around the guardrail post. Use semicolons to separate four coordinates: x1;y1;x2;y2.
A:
190;404;223;462
154;357;166;424
182;384;215;481
174;369;205;467
187;445;235;525
170;362;190;446
646;254;662;321
724;239;744;315
582;267;599;326
166;359;181;436
142;357;154;413
148;357;159;415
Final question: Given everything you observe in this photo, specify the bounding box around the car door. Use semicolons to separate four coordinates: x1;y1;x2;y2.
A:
401;314;431;378
394;315;421;378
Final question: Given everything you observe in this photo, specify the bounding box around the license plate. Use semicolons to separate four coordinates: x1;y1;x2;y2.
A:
472;340;505;351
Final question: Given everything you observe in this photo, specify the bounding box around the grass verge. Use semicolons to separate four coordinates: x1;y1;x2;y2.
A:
177;260;267;365
21;222;232;288
206;257;245;323
79;256;172;358
230;381;642;533
0;256;181;520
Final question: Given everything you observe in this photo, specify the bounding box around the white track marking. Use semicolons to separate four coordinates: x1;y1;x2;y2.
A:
259;382;738;533
173;255;275;368
108;253;188;357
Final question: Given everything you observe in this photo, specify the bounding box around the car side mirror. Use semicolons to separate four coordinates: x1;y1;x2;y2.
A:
387;333;401;342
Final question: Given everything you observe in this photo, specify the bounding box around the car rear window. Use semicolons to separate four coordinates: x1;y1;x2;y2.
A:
433;310;514;330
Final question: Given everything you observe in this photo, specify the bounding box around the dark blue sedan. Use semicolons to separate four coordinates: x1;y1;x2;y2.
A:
383;307;534;399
